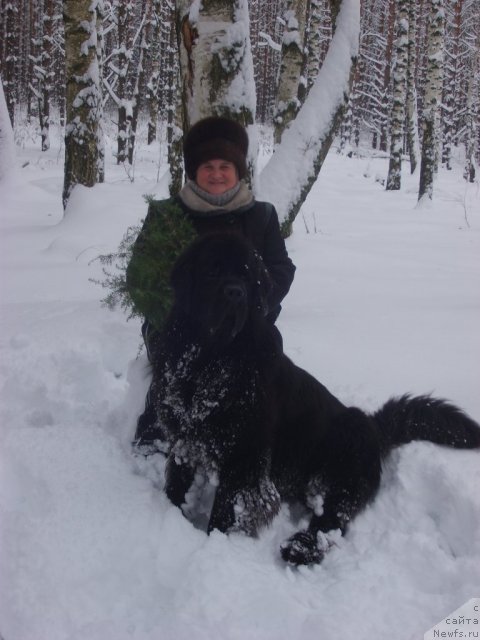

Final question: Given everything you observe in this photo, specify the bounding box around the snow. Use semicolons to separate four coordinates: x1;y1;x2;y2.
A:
1;131;480;640
258;0;361;223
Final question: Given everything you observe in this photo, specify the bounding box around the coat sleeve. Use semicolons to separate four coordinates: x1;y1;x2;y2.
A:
261;206;296;321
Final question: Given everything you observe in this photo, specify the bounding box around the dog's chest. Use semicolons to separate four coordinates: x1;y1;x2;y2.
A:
158;348;263;458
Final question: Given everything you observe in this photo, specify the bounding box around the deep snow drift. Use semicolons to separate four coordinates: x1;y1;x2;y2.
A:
0;133;479;640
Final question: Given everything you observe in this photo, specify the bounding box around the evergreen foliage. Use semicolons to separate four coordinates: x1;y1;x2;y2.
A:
91;198;196;329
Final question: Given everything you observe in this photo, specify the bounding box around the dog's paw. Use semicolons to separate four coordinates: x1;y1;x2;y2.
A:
232;478;281;536
280;531;324;566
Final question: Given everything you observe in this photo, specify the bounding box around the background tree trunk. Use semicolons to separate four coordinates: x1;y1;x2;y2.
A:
386;0;409;190
405;0;419;174
62;0;104;210
273;0;309;144
259;0;360;234
1;2;18;127
177;0;256;181
0;76;16;179
418;0;445;202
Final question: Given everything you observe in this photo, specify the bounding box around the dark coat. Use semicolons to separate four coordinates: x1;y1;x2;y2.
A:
177;196;295;319
127;195;295;338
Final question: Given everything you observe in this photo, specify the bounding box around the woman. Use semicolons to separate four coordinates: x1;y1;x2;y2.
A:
127;116;295;447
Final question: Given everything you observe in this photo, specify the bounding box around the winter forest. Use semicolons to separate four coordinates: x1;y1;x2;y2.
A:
1;0;479;226
1;1;480;640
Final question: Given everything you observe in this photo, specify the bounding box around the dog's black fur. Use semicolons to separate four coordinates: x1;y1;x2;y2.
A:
147;232;480;565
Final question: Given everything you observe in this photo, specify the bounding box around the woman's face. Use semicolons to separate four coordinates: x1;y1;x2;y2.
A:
195;159;239;195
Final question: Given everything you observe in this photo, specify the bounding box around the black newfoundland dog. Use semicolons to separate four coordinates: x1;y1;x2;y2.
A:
145;232;480;565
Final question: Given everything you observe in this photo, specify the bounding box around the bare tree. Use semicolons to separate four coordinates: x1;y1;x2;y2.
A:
386;0;409;190
405;0;419;173
259;0;360;232
273;0;309;143
418;0;445;202
62;0;104;210
0;1;18;126
0;75;16;179
177;0;255;126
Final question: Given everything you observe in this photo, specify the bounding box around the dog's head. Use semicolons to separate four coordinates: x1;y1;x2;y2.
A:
170;232;272;343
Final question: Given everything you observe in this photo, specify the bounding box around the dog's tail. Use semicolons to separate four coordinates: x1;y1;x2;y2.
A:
373;394;480;455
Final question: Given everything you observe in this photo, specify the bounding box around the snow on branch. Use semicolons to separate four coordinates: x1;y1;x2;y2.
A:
258;31;281;52
258;0;360;226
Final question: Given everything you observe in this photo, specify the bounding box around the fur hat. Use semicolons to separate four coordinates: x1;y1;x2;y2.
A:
183;117;249;180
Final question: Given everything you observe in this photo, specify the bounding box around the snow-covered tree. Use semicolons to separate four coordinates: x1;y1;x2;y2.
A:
0;1;18;126
348;0;395;151
441;0;462;170
177;0;255;127
259;0;360;232
386;0;409;190
405;0;419;174
0;75;16;179
418;0;445;202
62;0;104;210
32;0;56;151
145;0;162;146
177;0;256;181
250;0;283;124
306;0;332;92
463;46;479;182
273;0;309;143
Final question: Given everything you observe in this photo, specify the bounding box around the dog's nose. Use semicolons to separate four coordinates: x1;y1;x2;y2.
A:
224;283;245;303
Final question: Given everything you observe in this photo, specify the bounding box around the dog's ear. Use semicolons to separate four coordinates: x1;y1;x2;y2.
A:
252;250;273;316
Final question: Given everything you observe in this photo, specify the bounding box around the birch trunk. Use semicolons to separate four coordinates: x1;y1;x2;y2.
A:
146;0;162;145
2;2;17;126
177;0;256;179
463;49;479;183
259;0;360;234
62;0;104;210
386;0;409;190
405;0;419;174
273;0;309;144
0;76;16;180
177;0;255;125
441;0;461;171
418;0;445;202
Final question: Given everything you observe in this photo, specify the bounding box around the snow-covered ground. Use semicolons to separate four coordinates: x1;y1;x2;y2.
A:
1;132;479;640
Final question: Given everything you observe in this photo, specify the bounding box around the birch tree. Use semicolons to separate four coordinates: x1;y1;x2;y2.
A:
1;1;18;126
418;0;445;202
62;0;104;210
145;0;162;145
177;0;255;126
259;0;360;233
273;0;309;143
177;0;256;178
463;47;479;182
441;0;461;170
306;0;332;92
0;75;16;179
386;0;409;190
250;0;283;124
405;0;419;173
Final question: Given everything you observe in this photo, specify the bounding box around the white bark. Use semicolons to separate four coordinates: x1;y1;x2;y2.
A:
418;0;445;202
62;0;104;210
258;0;360;231
406;0;419;174
0;76;16;180
178;0;256;127
386;0;409;190
273;0;309;143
